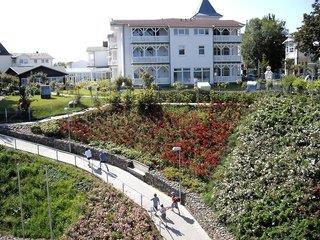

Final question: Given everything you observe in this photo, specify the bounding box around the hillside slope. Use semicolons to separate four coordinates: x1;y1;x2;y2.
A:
209;95;320;239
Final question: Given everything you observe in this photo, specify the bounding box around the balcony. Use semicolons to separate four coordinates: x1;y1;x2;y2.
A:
214;76;240;83
132;56;169;64
131;36;170;43
109;42;117;49
213;35;242;43
109;59;118;65
213;55;242;62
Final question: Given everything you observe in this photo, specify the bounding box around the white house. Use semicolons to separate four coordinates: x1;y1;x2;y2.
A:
0;43;12;72
87;46;108;67
106;0;244;86
11;52;53;68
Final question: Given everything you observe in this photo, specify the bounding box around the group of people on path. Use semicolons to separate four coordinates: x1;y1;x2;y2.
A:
84;148;109;171
151;192;181;227
84;148;181;227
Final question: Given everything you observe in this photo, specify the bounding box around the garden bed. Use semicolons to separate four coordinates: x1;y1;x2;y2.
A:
0;146;160;239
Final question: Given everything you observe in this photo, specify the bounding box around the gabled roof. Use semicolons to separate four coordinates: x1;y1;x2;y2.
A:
11;52;54;59
194;0;222;18
0;43;10;55
111;18;244;28
7;65;67;76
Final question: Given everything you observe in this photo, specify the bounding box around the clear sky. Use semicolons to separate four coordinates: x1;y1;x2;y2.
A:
0;0;314;63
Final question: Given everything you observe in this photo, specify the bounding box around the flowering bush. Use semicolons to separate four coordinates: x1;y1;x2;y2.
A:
209;94;320;239
59;102;248;179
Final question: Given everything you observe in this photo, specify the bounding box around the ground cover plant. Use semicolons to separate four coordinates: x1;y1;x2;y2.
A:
0;146;160;239
207;94;320;239
54;96;250;191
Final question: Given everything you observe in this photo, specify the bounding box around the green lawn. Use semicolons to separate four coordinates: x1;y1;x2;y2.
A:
0;95;95;120
0;146;89;238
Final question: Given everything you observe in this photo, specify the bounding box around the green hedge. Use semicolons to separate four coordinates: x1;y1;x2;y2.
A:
208;94;320;239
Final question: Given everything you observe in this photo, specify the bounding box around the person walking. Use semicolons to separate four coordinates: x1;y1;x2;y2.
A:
84;148;92;167
99;151;109;171
159;204;167;227
151;193;160;212
171;192;181;215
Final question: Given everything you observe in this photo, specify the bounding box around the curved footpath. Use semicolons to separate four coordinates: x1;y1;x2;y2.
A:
0;134;211;240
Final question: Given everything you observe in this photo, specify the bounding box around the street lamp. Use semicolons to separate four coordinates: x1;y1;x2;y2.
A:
172;146;181;200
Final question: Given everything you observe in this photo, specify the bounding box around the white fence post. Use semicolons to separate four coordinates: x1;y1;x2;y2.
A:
14;138;17;149
122;183;125;193
74;155;77;166
56;150;58;160
37;144;40;155
140;194;143;207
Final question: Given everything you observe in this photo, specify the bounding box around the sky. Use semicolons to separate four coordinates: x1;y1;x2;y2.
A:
0;0;314;63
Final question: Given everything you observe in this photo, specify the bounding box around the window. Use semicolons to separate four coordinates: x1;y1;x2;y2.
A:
194;28;209;35
214;67;221;76
34;59;37;64
179;46;185;55
174;28;189;36
42;59;45;63
174;68;191;83
222;47;230;55
23;59;28;64
132;28;143;36
222;66;230;76
213;29;220;35
46;59;49;63
214;47;221;55
19;59;23;64
222;29;230;35
145;47;155;56
199;46;205;55
194;68;210;82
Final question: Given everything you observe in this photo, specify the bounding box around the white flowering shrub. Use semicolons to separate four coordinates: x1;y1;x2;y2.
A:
210;94;320;239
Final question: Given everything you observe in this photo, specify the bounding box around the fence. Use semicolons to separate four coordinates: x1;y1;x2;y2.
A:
0;134;168;238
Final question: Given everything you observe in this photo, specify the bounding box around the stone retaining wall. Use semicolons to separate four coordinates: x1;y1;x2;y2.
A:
0;127;187;205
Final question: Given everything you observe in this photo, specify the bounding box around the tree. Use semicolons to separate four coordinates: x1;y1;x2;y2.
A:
295;0;320;61
0;73;19;93
28;72;49;85
140;72;154;89
242;14;287;71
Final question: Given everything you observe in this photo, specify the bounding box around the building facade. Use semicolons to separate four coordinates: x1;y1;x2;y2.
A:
11;52;53;68
106;0;244;86
0;43;12;72
87;46;108;67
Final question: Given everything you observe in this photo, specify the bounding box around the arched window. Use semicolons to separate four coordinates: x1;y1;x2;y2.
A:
213;29;220;35
132;29;143;36
222;29;230;35
147;67;156;77
145;47;155;56
145;28;155;36
214;67;221;76
134;68;144;79
157;66;169;78
222;66;230;76
158;28;168;36
213;47;221;55
133;47;144;57
222;47;230;55
157;46;169;56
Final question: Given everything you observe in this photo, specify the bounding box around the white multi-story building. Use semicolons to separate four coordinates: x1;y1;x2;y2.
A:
283;35;311;75
87;46;108;67
11;52;53;67
107;0;244;85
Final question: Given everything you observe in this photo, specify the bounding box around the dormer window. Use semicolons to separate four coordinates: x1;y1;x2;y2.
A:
174;28;189;36
194;28;209;35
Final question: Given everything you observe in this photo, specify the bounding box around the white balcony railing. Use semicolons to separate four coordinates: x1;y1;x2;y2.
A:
132;56;169;64
131;36;170;43
213;55;242;62
214;76;241;83
213;35;242;42
109;59;118;66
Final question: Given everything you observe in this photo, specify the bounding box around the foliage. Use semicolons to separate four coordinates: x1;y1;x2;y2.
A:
172;82;188;90
114;76;129;91
285;59;295;74
281;75;296;91
59;103;249;179
106;91;121;112
135;89;160;116
96;79;115;92
307;79;320;92
266;80;274;90
242;14;287;70
121;90;135;109
209;95;320;239
33;121;61;137
0;73;19;93
18;86;32;113
292;78;308;92
295;0;320;62
140;72;154;89
28;72;49;85
0;146;160;239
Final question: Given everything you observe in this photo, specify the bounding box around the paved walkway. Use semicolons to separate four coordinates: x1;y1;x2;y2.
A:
0;134;211;240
